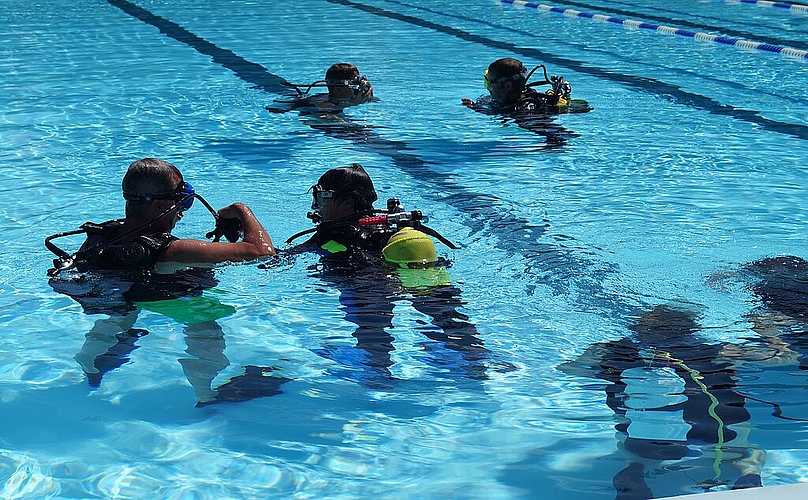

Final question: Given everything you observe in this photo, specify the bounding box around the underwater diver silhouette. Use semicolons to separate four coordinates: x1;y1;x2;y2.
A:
723;255;808;422
309;263;491;385
50;270;291;407
743;256;808;353
279;164;498;385
559;305;763;499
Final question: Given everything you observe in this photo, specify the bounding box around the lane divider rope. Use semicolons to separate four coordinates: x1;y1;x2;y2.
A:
497;0;808;59
724;0;808;13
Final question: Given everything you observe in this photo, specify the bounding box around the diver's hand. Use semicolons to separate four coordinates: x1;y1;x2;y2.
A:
207;203;249;243
164;202;275;263
206;218;242;243
215;203;275;256
461;98;474;108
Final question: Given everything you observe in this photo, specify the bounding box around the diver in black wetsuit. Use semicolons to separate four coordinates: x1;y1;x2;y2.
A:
264;62;377;150
266;62;374;115
46;158;287;406
462;57;591;147
559;305;763;498
282;163;495;383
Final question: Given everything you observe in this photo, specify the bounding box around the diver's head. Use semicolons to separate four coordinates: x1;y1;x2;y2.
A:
746;256;808;319
122;158;195;226
325;63;373;103
628;305;700;344
485;58;528;105
309;163;377;224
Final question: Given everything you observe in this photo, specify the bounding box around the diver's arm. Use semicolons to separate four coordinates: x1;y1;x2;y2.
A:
161;203;276;264
461;98;477;109
461;96;501;115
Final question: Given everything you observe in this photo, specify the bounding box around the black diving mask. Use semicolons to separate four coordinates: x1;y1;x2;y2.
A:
484;67;528;91
307;184;337;223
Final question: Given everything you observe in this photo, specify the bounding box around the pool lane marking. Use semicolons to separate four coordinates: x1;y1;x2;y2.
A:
499;0;808;59
726;0;808;12
106;0;296;96
329;0;808;141
504;0;808;51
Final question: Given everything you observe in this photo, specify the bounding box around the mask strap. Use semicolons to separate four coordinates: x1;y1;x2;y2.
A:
284;79;329;96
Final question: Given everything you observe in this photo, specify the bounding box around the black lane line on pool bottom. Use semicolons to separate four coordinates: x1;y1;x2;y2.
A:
105;0;635;315
328;0;808;142
107;0;296;96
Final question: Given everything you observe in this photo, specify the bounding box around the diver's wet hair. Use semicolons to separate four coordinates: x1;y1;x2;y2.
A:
325;63;360;83
487;58;527;85
122;158;183;218
317;163;377;212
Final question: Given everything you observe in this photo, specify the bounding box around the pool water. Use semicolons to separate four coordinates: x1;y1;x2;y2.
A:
2;0;808;498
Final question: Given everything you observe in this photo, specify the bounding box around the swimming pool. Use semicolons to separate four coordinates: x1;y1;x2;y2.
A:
2;0;808;497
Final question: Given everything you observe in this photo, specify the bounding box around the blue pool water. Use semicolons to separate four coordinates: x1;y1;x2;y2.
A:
2;0;808;498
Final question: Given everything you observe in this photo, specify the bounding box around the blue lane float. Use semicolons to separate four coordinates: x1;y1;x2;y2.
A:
497;0;808;59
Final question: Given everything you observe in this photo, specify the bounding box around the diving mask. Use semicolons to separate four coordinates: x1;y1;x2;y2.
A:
307;184;336;223
123;181;196;213
326;75;372;97
484;66;528;91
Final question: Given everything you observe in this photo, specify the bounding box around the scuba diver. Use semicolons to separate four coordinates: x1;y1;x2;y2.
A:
265;62;374;114
45;158;288;406
461;57;591;147
559;305;763;499
264;62;377;150
46;157;275;275
743;255;808;325
730;255;808;417
280;163;497;384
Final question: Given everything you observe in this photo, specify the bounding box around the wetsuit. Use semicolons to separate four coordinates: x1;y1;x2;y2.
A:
295;222;397;270
49;219;216;315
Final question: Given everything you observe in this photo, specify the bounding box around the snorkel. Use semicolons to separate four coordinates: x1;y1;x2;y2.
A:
45;185;243;277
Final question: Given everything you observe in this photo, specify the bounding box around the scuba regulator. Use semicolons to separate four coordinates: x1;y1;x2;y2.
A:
358;198;459;251
523;65;572;107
